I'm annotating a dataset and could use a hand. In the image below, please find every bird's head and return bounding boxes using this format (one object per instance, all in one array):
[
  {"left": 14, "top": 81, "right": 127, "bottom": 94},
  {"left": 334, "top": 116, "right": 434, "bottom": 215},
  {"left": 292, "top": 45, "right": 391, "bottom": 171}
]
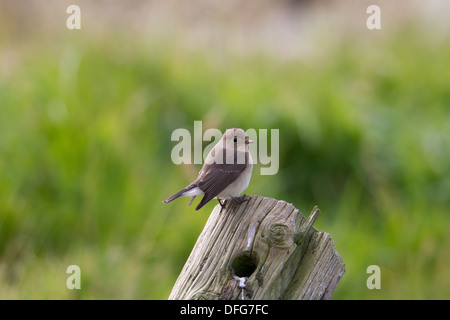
[{"left": 223, "top": 128, "right": 253, "bottom": 152}]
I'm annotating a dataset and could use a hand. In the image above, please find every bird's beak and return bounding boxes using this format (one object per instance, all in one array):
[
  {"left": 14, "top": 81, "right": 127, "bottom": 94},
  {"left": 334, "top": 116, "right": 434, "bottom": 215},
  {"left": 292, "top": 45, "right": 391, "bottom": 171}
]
[{"left": 245, "top": 137, "right": 254, "bottom": 145}]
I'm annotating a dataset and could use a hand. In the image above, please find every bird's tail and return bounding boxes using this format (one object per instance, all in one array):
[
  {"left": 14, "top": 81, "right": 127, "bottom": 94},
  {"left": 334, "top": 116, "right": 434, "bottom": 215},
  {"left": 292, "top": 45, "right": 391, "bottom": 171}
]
[{"left": 162, "top": 184, "right": 197, "bottom": 203}]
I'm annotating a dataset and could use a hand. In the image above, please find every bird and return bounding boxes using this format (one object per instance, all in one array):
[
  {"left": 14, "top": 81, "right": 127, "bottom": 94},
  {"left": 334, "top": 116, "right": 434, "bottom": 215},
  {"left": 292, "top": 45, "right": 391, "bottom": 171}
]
[{"left": 163, "top": 128, "right": 253, "bottom": 211}]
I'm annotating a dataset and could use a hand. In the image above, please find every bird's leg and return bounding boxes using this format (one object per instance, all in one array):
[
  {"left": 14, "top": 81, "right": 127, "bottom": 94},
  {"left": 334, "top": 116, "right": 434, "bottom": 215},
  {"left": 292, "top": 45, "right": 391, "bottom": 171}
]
[
  {"left": 240, "top": 194, "right": 250, "bottom": 203},
  {"left": 218, "top": 199, "right": 226, "bottom": 213},
  {"left": 230, "top": 194, "right": 250, "bottom": 205}
]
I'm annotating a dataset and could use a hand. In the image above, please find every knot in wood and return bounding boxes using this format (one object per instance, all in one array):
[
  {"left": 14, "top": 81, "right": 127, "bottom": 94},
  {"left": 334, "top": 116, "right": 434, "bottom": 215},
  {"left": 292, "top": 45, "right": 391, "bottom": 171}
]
[{"left": 267, "top": 223, "right": 293, "bottom": 248}]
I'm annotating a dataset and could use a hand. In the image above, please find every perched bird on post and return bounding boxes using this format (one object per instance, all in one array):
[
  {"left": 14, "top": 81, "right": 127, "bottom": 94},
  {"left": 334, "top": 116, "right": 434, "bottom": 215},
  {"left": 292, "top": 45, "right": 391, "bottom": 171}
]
[{"left": 163, "top": 128, "right": 253, "bottom": 211}]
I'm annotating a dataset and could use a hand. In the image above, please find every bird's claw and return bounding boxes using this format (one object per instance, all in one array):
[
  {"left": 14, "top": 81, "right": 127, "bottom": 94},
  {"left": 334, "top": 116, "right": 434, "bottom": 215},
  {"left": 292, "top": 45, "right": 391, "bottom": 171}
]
[{"left": 230, "top": 194, "right": 250, "bottom": 205}]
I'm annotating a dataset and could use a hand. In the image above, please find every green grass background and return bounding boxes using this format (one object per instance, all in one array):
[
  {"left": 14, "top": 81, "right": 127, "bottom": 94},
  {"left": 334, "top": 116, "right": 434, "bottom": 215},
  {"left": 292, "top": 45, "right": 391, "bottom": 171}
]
[{"left": 1, "top": 3, "right": 450, "bottom": 299}]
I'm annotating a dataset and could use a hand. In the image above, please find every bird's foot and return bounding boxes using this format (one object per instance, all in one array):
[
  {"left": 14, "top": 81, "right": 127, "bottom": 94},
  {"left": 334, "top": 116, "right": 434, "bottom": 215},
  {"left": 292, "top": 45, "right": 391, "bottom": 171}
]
[
  {"left": 218, "top": 195, "right": 250, "bottom": 214},
  {"left": 230, "top": 194, "right": 250, "bottom": 205}
]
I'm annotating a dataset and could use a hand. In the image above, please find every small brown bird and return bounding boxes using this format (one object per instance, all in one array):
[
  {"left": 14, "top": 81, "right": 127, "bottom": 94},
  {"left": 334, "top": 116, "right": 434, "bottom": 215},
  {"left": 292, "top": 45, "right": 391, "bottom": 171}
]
[{"left": 163, "top": 128, "right": 253, "bottom": 211}]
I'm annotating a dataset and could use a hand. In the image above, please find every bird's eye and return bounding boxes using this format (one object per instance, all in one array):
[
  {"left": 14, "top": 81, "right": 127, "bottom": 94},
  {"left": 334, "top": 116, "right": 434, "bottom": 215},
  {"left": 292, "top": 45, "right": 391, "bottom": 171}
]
[{"left": 233, "top": 137, "right": 237, "bottom": 143}]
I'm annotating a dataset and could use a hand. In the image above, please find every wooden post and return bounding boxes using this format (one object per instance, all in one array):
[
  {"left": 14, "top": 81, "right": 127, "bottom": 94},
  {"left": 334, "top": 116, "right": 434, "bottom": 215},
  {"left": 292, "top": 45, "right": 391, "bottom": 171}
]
[{"left": 169, "top": 196, "right": 345, "bottom": 300}]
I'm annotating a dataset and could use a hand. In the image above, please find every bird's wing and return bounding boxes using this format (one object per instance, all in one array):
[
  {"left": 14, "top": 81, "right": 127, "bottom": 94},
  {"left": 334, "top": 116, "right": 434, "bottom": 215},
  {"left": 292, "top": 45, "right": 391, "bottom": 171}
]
[{"left": 195, "top": 152, "right": 248, "bottom": 211}]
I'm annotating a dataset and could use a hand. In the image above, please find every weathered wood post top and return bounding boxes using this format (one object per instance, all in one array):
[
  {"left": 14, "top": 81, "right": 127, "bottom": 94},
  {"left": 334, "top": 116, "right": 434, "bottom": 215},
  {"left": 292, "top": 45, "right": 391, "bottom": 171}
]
[{"left": 169, "top": 196, "right": 345, "bottom": 300}]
